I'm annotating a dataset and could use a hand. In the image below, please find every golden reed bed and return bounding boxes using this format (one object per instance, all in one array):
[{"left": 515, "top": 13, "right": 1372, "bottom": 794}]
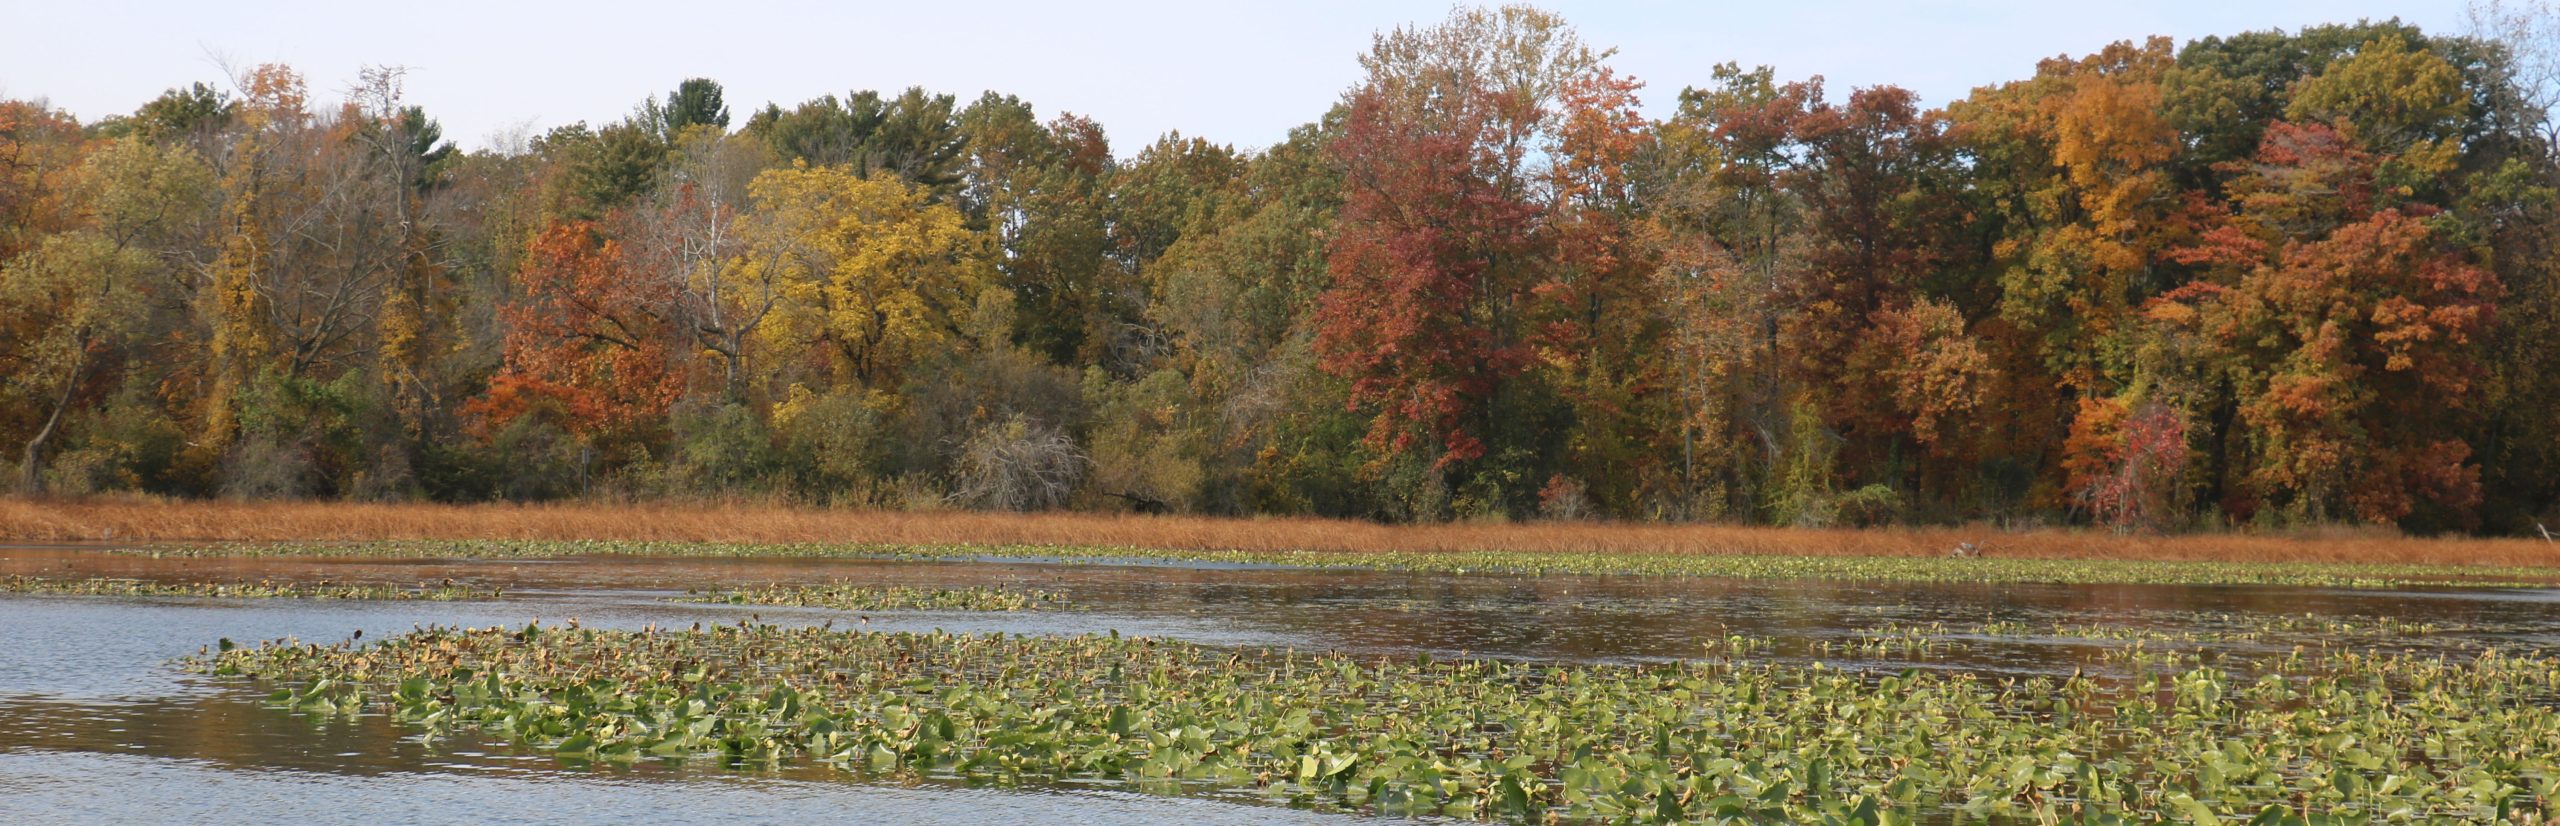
[{"left": 1, "top": 498, "right": 2555, "bottom": 568}]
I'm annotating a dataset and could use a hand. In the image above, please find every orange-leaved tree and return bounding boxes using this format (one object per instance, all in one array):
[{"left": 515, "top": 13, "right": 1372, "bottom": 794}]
[
  {"left": 470, "top": 221, "right": 683, "bottom": 440},
  {"left": 2157, "top": 122, "right": 2500, "bottom": 525}
]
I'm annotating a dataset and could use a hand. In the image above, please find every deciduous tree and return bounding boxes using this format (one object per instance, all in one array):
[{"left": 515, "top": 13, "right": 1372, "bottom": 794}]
[
  {"left": 471, "top": 221, "right": 682, "bottom": 438},
  {"left": 738, "top": 162, "right": 990, "bottom": 388}
]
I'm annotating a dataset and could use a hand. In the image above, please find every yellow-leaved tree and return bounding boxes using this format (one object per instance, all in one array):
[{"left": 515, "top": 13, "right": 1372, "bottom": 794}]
[
  {"left": 4, "top": 136, "right": 216, "bottom": 492},
  {"left": 735, "top": 162, "right": 992, "bottom": 389}
]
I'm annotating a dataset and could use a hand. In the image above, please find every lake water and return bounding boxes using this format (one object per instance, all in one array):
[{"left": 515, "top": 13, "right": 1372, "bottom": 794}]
[{"left": 3, "top": 545, "right": 2555, "bottom": 823}]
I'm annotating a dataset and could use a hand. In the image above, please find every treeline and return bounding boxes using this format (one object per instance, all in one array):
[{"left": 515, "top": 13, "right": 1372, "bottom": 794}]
[{"left": 4, "top": 6, "right": 2558, "bottom": 533}]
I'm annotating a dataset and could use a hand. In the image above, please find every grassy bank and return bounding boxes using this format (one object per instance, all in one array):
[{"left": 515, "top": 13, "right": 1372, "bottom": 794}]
[{"left": 6, "top": 498, "right": 2559, "bottom": 568}]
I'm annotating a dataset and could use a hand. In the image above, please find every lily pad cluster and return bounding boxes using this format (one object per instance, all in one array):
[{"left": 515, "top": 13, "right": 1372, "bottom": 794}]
[
  {"left": 670, "top": 583, "right": 1066, "bottom": 612},
  {"left": 203, "top": 624, "right": 2560, "bottom": 823},
  {"left": 1, "top": 575, "right": 497, "bottom": 601},
  {"left": 1836, "top": 613, "right": 2479, "bottom": 650}
]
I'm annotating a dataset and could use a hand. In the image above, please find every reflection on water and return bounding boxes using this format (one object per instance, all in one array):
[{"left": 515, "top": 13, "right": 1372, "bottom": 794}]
[
  {"left": 1, "top": 544, "right": 2555, "bottom": 822},
  {"left": 0, "top": 750, "right": 1373, "bottom": 826}
]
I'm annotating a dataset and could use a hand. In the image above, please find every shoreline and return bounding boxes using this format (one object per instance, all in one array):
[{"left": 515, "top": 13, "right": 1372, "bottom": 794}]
[{"left": 5, "top": 498, "right": 2557, "bottom": 569}]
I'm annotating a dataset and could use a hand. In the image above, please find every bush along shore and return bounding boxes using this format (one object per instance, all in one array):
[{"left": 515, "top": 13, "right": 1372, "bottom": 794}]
[
  {"left": 202, "top": 624, "right": 2560, "bottom": 824},
  {"left": 138, "top": 539, "right": 2560, "bottom": 589}
]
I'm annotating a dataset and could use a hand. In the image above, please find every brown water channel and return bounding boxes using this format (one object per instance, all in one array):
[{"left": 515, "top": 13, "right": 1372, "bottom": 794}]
[{"left": 2, "top": 545, "right": 2555, "bottom": 824}]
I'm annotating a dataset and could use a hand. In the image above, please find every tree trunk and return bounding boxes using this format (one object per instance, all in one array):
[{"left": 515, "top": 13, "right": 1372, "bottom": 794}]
[{"left": 19, "top": 346, "right": 86, "bottom": 495}]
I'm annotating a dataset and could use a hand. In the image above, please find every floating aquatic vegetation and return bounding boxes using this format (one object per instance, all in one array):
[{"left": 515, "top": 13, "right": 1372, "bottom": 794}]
[
  {"left": 1839, "top": 624, "right": 1945, "bottom": 656},
  {"left": 1960, "top": 613, "right": 2478, "bottom": 646},
  {"left": 0, "top": 575, "right": 498, "bottom": 601},
  {"left": 201, "top": 624, "right": 2560, "bottom": 824},
  {"left": 669, "top": 583, "right": 1066, "bottom": 612},
  {"left": 130, "top": 539, "right": 2560, "bottom": 589}
]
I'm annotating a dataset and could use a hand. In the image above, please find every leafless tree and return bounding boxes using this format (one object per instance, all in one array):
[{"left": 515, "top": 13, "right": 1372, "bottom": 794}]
[
  {"left": 626, "top": 130, "right": 776, "bottom": 400},
  {"left": 2471, "top": 0, "right": 2560, "bottom": 160},
  {"left": 950, "top": 414, "right": 1086, "bottom": 511}
]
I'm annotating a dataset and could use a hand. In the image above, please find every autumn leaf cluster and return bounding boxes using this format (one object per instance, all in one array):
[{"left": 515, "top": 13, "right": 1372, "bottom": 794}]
[{"left": 3, "top": 5, "right": 2557, "bottom": 534}]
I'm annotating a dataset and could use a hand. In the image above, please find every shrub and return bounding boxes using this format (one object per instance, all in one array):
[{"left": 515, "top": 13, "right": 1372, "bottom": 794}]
[
  {"left": 488, "top": 416, "right": 587, "bottom": 500},
  {"left": 41, "top": 379, "right": 184, "bottom": 495},
  {"left": 220, "top": 435, "right": 312, "bottom": 500},
  {"left": 2068, "top": 398, "right": 2190, "bottom": 533},
  {"left": 1082, "top": 369, "right": 1205, "bottom": 513},
  {"left": 226, "top": 369, "right": 384, "bottom": 499},
  {"left": 670, "top": 400, "right": 776, "bottom": 493},
  {"left": 772, "top": 385, "right": 887, "bottom": 502},
  {"left": 1537, "top": 474, "right": 1593, "bottom": 521},
  {"left": 1770, "top": 400, "right": 1843, "bottom": 528},
  {"left": 889, "top": 345, "right": 1082, "bottom": 482},
  {"left": 950, "top": 414, "right": 1086, "bottom": 512},
  {"left": 1834, "top": 484, "right": 1906, "bottom": 528}
]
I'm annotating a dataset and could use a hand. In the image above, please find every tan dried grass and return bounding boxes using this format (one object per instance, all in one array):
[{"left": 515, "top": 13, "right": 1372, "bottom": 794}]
[{"left": 1, "top": 497, "right": 2553, "bottom": 567}]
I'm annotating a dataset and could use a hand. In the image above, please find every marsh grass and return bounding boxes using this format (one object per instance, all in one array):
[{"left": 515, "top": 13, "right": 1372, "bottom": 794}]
[
  {"left": 8, "top": 498, "right": 2558, "bottom": 568},
  {"left": 119, "top": 538, "right": 2560, "bottom": 588}
]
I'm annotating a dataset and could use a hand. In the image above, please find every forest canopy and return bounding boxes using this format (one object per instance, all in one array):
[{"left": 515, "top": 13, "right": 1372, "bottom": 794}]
[{"left": 3, "top": 4, "right": 2557, "bottom": 535}]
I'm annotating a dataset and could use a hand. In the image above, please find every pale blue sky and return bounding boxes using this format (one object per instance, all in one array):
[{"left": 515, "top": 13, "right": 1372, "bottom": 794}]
[{"left": 0, "top": 1, "right": 2471, "bottom": 154}]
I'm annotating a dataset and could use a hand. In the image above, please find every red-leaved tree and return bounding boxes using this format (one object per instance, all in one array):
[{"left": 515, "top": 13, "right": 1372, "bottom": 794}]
[
  {"left": 468, "top": 221, "right": 683, "bottom": 440},
  {"left": 1315, "top": 5, "right": 1645, "bottom": 483}
]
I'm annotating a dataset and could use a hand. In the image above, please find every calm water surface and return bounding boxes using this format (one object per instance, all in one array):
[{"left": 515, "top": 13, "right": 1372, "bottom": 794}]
[{"left": 2, "top": 545, "right": 2554, "bottom": 823}]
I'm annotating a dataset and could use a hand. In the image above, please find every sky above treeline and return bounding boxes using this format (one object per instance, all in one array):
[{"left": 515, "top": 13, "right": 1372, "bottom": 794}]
[{"left": 0, "top": 0, "right": 2472, "bottom": 155}]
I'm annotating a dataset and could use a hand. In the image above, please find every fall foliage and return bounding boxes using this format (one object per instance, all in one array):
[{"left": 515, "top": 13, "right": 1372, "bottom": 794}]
[{"left": 3, "top": 5, "right": 2557, "bottom": 536}]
